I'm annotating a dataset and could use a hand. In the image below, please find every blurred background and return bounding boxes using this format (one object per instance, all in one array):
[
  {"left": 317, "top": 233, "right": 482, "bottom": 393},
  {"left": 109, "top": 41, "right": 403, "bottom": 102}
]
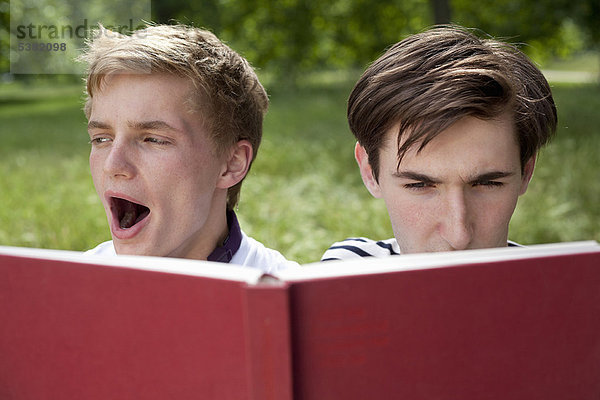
[{"left": 0, "top": 0, "right": 599, "bottom": 263}]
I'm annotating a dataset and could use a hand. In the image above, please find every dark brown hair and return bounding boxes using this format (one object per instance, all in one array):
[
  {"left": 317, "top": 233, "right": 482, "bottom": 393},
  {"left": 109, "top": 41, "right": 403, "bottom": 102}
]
[
  {"left": 81, "top": 24, "right": 268, "bottom": 209},
  {"left": 348, "top": 25, "right": 557, "bottom": 179}
]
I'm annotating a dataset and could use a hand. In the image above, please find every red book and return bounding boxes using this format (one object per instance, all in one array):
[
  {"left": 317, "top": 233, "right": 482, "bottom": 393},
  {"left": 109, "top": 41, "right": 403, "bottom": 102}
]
[{"left": 1, "top": 241, "right": 599, "bottom": 399}]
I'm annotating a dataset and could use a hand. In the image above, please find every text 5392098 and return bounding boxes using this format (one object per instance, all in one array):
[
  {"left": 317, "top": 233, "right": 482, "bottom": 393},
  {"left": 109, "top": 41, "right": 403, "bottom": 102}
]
[{"left": 17, "top": 42, "right": 67, "bottom": 52}]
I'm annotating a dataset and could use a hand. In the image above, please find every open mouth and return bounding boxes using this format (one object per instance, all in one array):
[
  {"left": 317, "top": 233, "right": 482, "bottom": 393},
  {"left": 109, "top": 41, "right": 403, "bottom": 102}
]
[{"left": 111, "top": 197, "right": 150, "bottom": 229}]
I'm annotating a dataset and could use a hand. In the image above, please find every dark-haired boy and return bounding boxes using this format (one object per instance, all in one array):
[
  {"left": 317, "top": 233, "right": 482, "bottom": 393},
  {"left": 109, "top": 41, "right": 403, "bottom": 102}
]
[{"left": 323, "top": 26, "right": 556, "bottom": 260}]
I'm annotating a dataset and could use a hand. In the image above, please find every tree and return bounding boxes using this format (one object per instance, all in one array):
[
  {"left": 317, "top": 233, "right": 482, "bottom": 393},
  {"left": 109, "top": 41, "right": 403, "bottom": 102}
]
[
  {"left": 1, "top": 0, "right": 10, "bottom": 75},
  {"left": 4, "top": 0, "right": 597, "bottom": 80},
  {"left": 150, "top": 0, "right": 431, "bottom": 82},
  {"left": 570, "top": 0, "right": 600, "bottom": 72},
  {"left": 451, "top": 0, "right": 589, "bottom": 60},
  {"left": 430, "top": 0, "right": 451, "bottom": 24}
]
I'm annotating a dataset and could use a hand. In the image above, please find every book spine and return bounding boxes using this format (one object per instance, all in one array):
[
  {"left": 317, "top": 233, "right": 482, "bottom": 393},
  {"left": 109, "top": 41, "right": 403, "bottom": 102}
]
[{"left": 242, "top": 280, "right": 293, "bottom": 400}]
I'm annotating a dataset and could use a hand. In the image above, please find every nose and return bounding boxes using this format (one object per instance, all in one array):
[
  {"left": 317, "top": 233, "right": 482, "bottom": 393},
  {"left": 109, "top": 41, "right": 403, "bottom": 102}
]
[
  {"left": 103, "top": 140, "right": 136, "bottom": 179},
  {"left": 439, "top": 189, "right": 473, "bottom": 250}
]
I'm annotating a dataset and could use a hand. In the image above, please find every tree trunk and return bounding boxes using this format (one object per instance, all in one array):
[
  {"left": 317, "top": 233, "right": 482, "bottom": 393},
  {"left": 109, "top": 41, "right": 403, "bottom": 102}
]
[{"left": 430, "top": 0, "right": 452, "bottom": 25}]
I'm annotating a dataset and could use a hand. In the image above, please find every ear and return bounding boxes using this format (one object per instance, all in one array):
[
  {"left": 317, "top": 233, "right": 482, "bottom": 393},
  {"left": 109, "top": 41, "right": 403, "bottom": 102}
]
[
  {"left": 518, "top": 155, "right": 536, "bottom": 195},
  {"left": 216, "top": 140, "right": 253, "bottom": 189},
  {"left": 355, "top": 142, "right": 382, "bottom": 198}
]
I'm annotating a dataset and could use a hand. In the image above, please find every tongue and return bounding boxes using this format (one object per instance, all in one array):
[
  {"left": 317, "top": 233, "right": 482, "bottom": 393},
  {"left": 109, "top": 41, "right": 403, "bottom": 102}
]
[{"left": 119, "top": 202, "right": 137, "bottom": 229}]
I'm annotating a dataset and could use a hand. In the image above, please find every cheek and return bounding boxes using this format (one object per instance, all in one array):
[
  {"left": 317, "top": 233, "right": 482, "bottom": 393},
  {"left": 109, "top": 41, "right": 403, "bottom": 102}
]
[
  {"left": 382, "top": 192, "right": 432, "bottom": 233},
  {"left": 169, "top": 148, "right": 220, "bottom": 180},
  {"left": 89, "top": 149, "right": 99, "bottom": 171},
  {"left": 146, "top": 152, "right": 202, "bottom": 192},
  {"left": 472, "top": 192, "right": 519, "bottom": 229},
  {"left": 89, "top": 152, "right": 104, "bottom": 187},
  {"left": 162, "top": 155, "right": 222, "bottom": 202}
]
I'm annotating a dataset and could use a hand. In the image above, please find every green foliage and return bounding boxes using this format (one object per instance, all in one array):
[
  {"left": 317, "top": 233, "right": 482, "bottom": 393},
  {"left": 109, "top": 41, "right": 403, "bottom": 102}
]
[
  {"left": 153, "top": 0, "right": 431, "bottom": 80},
  {"left": 510, "top": 83, "right": 600, "bottom": 244},
  {"left": 0, "top": 74, "right": 598, "bottom": 264},
  {"left": 0, "top": 82, "right": 109, "bottom": 249},
  {"left": 570, "top": 0, "right": 600, "bottom": 48},
  {"left": 1, "top": 0, "right": 149, "bottom": 76},
  {"left": 0, "top": 0, "right": 9, "bottom": 74},
  {"left": 451, "top": 0, "right": 584, "bottom": 60},
  {"left": 148, "top": 0, "right": 600, "bottom": 79},
  {"left": 2, "top": 0, "right": 599, "bottom": 78},
  {"left": 448, "top": 0, "right": 600, "bottom": 65}
]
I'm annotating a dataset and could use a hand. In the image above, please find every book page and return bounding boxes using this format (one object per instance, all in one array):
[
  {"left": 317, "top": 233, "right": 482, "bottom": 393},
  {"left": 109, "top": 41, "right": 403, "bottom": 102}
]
[
  {"left": 0, "top": 245, "right": 265, "bottom": 284},
  {"left": 278, "top": 241, "right": 600, "bottom": 282}
]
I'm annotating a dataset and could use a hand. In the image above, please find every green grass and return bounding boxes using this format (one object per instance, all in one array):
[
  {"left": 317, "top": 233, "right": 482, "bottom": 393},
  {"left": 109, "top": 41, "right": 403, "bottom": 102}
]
[
  {"left": 540, "top": 52, "right": 599, "bottom": 73},
  {"left": 0, "top": 82, "right": 108, "bottom": 250},
  {"left": 509, "top": 83, "right": 600, "bottom": 244},
  {"left": 0, "top": 76, "right": 599, "bottom": 264}
]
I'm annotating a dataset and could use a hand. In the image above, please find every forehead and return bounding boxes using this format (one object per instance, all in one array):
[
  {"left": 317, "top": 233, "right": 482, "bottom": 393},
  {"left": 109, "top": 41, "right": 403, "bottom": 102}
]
[
  {"left": 92, "top": 73, "right": 193, "bottom": 110},
  {"left": 90, "top": 74, "right": 208, "bottom": 135},
  {"left": 385, "top": 113, "right": 520, "bottom": 173}
]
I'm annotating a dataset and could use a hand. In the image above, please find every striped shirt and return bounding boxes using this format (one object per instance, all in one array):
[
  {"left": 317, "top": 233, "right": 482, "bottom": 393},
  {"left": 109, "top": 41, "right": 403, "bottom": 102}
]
[
  {"left": 321, "top": 237, "right": 401, "bottom": 261},
  {"left": 321, "top": 237, "right": 520, "bottom": 261}
]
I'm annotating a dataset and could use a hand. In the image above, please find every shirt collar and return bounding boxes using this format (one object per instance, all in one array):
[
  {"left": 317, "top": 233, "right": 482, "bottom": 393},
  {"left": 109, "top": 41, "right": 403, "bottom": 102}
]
[{"left": 207, "top": 210, "right": 242, "bottom": 263}]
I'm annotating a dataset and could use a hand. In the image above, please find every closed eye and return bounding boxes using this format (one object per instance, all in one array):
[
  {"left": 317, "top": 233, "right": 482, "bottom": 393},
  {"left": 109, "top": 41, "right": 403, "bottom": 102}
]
[
  {"left": 473, "top": 181, "right": 504, "bottom": 188},
  {"left": 404, "top": 182, "right": 436, "bottom": 191},
  {"left": 144, "top": 136, "right": 171, "bottom": 145},
  {"left": 395, "top": 171, "right": 439, "bottom": 192},
  {"left": 469, "top": 171, "right": 514, "bottom": 188}
]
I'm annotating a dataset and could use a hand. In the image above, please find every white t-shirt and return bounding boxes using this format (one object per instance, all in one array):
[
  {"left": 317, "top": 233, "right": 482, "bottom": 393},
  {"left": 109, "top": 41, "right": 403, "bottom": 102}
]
[{"left": 87, "top": 231, "right": 298, "bottom": 273}]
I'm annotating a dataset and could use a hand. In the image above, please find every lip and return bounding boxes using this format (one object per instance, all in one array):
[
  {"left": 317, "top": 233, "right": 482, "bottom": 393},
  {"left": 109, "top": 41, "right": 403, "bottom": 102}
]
[{"left": 104, "top": 190, "right": 151, "bottom": 241}]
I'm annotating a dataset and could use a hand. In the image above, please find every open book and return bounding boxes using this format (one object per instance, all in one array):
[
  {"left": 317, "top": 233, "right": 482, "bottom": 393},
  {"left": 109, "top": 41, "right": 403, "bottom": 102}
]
[{"left": 1, "top": 241, "right": 599, "bottom": 399}]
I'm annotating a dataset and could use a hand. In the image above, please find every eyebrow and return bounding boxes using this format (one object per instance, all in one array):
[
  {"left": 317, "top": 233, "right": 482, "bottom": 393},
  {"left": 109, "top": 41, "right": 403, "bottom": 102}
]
[
  {"left": 87, "top": 120, "right": 110, "bottom": 130},
  {"left": 467, "top": 171, "right": 516, "bottom": 184},
  {"left": 393, "top": 171, "right": 441, "bottom": 184},
  {"left": 393, "top": 170, "right": 516, "bottom": 184},
  {"left": 128, "top": 120, "right": 183, "bottom": 133},
  {"left": 87, "top": 120, "right": 184, "bottom": 133}
]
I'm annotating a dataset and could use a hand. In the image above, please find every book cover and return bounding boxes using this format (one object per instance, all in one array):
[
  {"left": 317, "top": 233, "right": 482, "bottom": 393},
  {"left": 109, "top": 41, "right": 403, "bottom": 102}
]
[{"left": 1, "top": 241, "right": 599, "bottom": 399}]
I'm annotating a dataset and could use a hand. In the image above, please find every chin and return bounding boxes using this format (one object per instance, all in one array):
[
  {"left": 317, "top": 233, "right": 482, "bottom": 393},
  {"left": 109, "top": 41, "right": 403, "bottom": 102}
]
[{"left": 113, "top": 242, "right": 151, "bottom": 257}]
